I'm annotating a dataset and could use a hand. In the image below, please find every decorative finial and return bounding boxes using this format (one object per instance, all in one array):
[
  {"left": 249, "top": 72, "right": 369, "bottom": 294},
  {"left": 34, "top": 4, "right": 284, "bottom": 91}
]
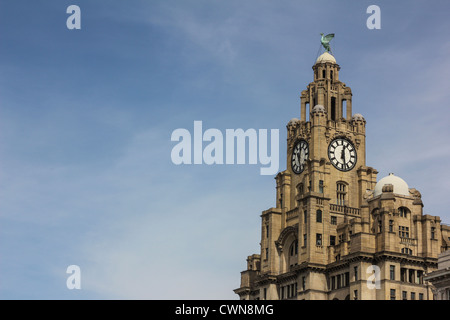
[{"left": 320, "top": 33, "right": 335, "bottom": 53}]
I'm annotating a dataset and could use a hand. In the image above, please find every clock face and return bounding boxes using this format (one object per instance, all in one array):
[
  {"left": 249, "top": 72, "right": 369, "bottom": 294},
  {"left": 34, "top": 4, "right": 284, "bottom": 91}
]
[
  {"left": 291, "top": 140, "right": 309, "bottom": 174},
  {"left": 328, "top": 138, "right": 357, "bottom": 171}
]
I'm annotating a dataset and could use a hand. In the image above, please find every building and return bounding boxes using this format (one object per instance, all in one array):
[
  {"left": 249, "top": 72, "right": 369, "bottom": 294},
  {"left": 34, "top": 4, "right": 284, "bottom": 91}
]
[
  {"left": 424, "top": 250, "right": 450, "bottom": 300},
  {"left": 234, "top": 51, "right": 450, "bottom": 300}
]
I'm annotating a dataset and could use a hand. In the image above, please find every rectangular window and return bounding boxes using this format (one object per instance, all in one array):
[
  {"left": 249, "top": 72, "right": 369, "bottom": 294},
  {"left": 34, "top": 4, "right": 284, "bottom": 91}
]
[
  {"left": 390, "top": 289, "right": 396, "bottom": 300},
  {"left": 331, "top": 276, "right": 335, "bottom": 290},
  {"left": 401, "top": 268, "right": 407, "bottom": 282},
  {"left": 419, "top": 293, "right": 424, "bottom": 300},
  {"left": 316, "top": 210, "right": 322, "bottom": 223},
  {"left": 319, "top": 180, "right": 324, "bottom": 193},
  {"left": 331, "top": 216, "right": 337, "bottom": 225},
  {"left": 337, "top": 274, "right": 341, "bottom": 289},
  {"left": 281, "top": 286, "right": 285, "bottom": 299},
  {"left": 411, "top": 292, "right": 416, "bottom": 300},
  {"left": 345, "top": 272, "right": 350, "bottom": 287},
  {"left": 330, "top": 235, "right": 336, "bottom": 246},
  {"left": 304, "top": 211, "right": 307, "bottom": 223},
  {"left": 354, "top": 290, "right": 358, "bottom": 300},
  {"left": 390, "top": 265, "right": 395, "bottom": 280},
  {"left": 409, "top": 269, "right": 415, "bottom": 283},
  {"left": 417, "top": 270, "right": 423, "bottom": 284},
  {"left": 266, "top": 225, "right": 269, "bottom": 238},
  {"left": 389, "top": 220, "right": 393, "bottom": 232},
  {"left": 402, "top": 291, "right": 407, "bottom": 300},
  {"left": 431, "top": 227, "right": 436, "bottom": 240},
  {"left": 354, "top": 266, "right": 358, "bottom": 281},
  {"left": 302, "top": 276, "right": 306, "bottom": 290},
  {"left": 265, "top": 248, "right": 269, "bottom": 260},
  {"left": 264, "top": 288, "right": 267, "bottom": 300},
  {"left": 316, "top": 233, "right": 322, "bottom": 246}
]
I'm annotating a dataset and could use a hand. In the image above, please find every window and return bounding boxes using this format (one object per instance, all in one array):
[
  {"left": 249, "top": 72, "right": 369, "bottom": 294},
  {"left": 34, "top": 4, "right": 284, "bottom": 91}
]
[
  {"left": 409, "top": 269, "right": 415, "bottom": 283},
  {"left": 304, "top": 210, "right": 307, "bottom": 223},
  {"left": 401, "top": 268, "right": 407, "bottom": 282},
  {"left": 316, "top": 210, "right": 322, "bottom": 223},
  {"left": 401, "top": 248, "right": 412, "bottom": 255},
  {"left": 390, "top": 289, "right": 396, "bottom": 300},
  {"left": 399, "top": 207, "right": 408, "bottom": 218},
  {"left": 281, "top": 286, "right": 285, "bottom": 299},
  {"left": 399, "top": 226, "right": 409, "bottom": 238},
  {"left": 390, "top": 265, "right": 395, "bottom": 280},
  {"left": 345, "top": 272, "right": 350, "bottom": 287},
  {"left": 319, "top": 180, "right": 324, "bottom": 193},
  {"left": 354, "top": 266, "right": 358, "bottom": 281},
  {"left": 302, "top": 276, "right": 306, "bottom": 290},
  {"left": 417, "top": 270, "right": 423, "bottom": 284},
  {"left": 354, "top": 290, "right": 358, "bottom": 300},
  {"left": 402, "top": 291, "right": 407, "bottom": 300},
  {"left": 279, "top": 193, "right": 283, "bottom": 208},
  {"left": 304, "top": 234, "right": 307, "bottom": 247},
  {"left": 389, "top": 220, "right": 394, "bottom": 232},
  {"left": 337, "top": 274, "right": 341, "bottom": 289},
  {"left": 331, "top": 97, "right": 336, "bottom": 121},
  {"left": 419, "top": 293, "right": 424, "bottom": 300},
  {"left": 337, "top": 182, "right": 346, "bottom": 205},
  {"left": 378, "top": 219, "right": 382, "bottom": 233},
  {"left": 411, "top": 292, "right": 416, "bottom": 300},
  {"left": 316, "top": 233, "right": 322, "bottom": 246},
  {"left": 290, "top": 240, "right": 298, "bottom": 256},
  {"left": 308, "top": 180, "right": 312, "bottom": 192},
  {"left": 322, "top": 69, "right": 326, "bottom": 78},
  {"left": 330, "top": 70, "right": 334, "bottom": 80},
  {"left": 264, "top": 288, "right": 267, "bottom": 300},
  {"left": 331, "top": 216, "right": 337, "bottom": 225},
  {"left": 298, "top": 183, "right": 304, "bottom": 195},
  {"left": 331, "top": 276, "right": 335, "bottom": 290},
  {"left": 266, "top": 225, "right": 269, "bottom": 238},
  {"left": 431, "top": 227, "right": 436, "bottom": 240},
  {"left": 338, "top": 234, "right": 343, "bottom": 244},
  {"left": 330, "top": 235, "right": 336, "bottom": 246}
]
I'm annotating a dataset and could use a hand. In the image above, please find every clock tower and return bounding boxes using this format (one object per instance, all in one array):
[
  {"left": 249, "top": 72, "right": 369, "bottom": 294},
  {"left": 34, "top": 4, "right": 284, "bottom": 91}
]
[{"left": 234, "top": 48, "right": 450, "bottom": 300}]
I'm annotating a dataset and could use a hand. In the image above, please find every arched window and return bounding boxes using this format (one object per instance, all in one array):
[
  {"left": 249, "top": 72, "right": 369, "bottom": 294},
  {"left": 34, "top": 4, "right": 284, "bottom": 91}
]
[
  {"left": 398, "top": 207, "right": 409, "bottom": 218},
  {"left": 331, "top": 97, "right": 336, "bottom": 121},
  {"left": 290, "top": 240, "right": 298, "bottom": 256}
]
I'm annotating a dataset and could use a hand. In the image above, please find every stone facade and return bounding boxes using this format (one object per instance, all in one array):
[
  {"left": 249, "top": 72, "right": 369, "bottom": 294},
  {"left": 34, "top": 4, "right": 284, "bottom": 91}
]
[
  {"left": 424, "top": 250, "right": 450, "bottom": 300},
  {"left": 234, "top": 51, "right": 450, "bottom": 300}
]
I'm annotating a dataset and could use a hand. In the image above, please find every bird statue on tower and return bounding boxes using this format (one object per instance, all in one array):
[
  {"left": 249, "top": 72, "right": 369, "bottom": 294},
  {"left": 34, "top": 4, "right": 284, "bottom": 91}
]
[{"left": 320, "top": 33, "right": 335, "bottom": 53}]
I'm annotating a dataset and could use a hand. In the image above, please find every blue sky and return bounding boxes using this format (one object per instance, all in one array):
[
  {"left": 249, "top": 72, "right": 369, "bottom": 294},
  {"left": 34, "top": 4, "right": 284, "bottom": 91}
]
[{"left": 1, "top": 0, "right": 450, "bottom": 299}]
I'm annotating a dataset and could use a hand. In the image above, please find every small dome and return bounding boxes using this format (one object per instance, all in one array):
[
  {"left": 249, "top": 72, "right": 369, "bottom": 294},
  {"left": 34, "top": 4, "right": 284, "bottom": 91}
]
[
  {"left": 352, "top": 113, "right": 365, "bottom": 121},
  {"left": 373, "top": 173, "right": 409, "bottom": 197},
  {"left": 315, "top": 52, "right": 336, "bottom": 64},
  {"left": 287, "top": 118, "right": 300, "bottom": 126},
  {"left": 312, "top": 104, "right": 326, "bottom": 113}
]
